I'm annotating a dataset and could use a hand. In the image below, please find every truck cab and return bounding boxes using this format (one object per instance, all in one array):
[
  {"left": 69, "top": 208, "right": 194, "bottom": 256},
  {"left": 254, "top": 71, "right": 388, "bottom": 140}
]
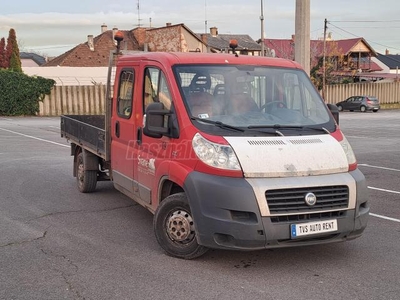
[{"left": 63, "top": 50, "right": 369, "bottom": 259}]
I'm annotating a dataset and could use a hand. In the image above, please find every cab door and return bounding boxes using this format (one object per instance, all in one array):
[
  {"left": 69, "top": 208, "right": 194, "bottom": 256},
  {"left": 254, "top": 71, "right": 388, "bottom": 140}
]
[
  {"left": 134, "top": 64, "right": 176, "bottom": 209},
  {"left": 111, "top": 66, "right": 140, "bottom": 199}
]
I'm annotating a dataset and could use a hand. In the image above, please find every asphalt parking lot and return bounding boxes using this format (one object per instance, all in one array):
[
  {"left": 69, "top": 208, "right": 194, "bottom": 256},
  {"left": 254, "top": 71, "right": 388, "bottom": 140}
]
[{"left": 0, "top": 110, "right": 399, "bottom": 300}]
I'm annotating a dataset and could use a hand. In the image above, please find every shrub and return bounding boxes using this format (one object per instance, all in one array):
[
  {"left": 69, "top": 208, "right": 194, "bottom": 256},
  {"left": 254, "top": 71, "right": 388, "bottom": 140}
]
[{"left": 0, "top": 70, "right": 55, "bottom": 115}]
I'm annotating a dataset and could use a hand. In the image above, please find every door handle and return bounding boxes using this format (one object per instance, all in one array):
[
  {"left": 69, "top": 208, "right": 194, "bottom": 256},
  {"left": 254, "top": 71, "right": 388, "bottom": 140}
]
[
  {"left": 137, "top": 127, "right": 142, "bottom": 145},
  {"left": 115, "top": 121, "right": 120, "bottom": 138}
]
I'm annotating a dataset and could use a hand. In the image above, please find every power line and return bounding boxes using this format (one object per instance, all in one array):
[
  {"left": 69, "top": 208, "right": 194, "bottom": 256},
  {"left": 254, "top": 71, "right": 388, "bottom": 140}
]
[
  {"left": 327, "top": 22, "right": 400, "bottom": 52},
  {"left": 334, "top": 26, "right": 400, "bottom": 29},
  {"left": 329, "top": 20, "right": 400, "bottom": 23}
]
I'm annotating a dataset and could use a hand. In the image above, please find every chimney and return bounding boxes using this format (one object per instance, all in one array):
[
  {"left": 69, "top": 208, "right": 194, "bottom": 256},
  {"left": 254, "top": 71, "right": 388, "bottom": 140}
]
[
  {"left": 101, "top": 24, "right": 107, "bottom": 33},
  {"left": 200, "top": 34, "right": 208, "bottom": 44},
  {"left": 385, "top": 49, "right": 389, "bottom": 55},
  {"left": 87, "top": 35, "right": 94, "bottom": 51},
  {"left": 210, "top": 27, "right": 218, "bottom": 37},
  {"left": 112, "top": 27, "right": 118, "bottom": 45},
  {"left": 133, "top": 27, "right": 146, "bottom": 49},
  {"left": 166, "top": 22, "right": 172, "bottom": 27}
]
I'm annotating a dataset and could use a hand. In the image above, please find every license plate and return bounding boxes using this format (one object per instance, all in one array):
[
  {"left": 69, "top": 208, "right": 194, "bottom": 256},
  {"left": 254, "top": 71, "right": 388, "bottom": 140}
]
[{"left": 290, "top": 219, "right": 338, "bottom": 238}]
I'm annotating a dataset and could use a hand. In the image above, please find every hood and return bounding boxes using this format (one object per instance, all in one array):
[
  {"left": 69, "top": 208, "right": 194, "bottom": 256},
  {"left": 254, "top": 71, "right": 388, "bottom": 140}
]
[{"left": 224, "top": 135, "right": 348, "bottom": 178}]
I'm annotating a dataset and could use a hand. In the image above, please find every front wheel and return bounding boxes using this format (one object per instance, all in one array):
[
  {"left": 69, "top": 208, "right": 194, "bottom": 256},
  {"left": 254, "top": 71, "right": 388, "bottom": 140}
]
[
  {"left": 337, "top": 105, "right": 343, "bottom": 112},
  {"left": 76, "top": 152, "right": 97, "bottom": 193},
  {"left": 360, "top": 105, "right": 367, "bottom": 112},
  {"left": 153, "top": 193, "right": 208, "bottom": 259}
]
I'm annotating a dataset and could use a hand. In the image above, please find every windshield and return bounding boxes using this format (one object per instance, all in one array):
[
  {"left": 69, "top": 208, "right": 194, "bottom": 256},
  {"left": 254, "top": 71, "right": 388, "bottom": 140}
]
[{"left": 174, "top": 64, "right": 335, "bottom": 135}]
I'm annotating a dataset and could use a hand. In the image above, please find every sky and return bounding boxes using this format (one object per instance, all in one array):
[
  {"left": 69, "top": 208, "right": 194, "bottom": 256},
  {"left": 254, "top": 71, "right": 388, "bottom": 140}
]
[{"left": 0, "top": 0, "right": 399, "bottom": 57}]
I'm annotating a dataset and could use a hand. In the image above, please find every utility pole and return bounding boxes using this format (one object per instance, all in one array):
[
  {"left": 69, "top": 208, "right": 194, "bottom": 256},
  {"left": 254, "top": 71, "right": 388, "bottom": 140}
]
[
  {"left": 204, "top": 0, "right": 208, "bottom": 34},
  {"left": 322, "top": 18, "right": 327, "bottom": 100},
  {"left": 294, "top": 0, "right": 310, "bottom": 75},
  {"left": 260, "top": 0, "right": 265, "bottom": 56},
  {"left": 137, "top": 0, "right": 142, "bottom": 27}
]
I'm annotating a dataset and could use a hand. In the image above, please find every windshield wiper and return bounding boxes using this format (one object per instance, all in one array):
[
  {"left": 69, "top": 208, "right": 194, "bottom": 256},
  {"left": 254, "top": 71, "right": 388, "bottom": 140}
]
[
  {"left": 303, "top": 126, "right": 330, "bottom": 134},
  {"left": 191, "top": 117, "right": 245, "bottom": 132},
  {"left": 191, "top": 118, "right": 299, "bottom": 136},
  {"left": 248, "top": 124, "right": 330, "bottom": 134}
]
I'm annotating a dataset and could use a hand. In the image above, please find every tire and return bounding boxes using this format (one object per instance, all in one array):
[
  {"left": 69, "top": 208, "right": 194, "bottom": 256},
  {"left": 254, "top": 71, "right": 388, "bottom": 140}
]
[
  {"left": 76, "top": 152, "right": 97, "bottom": 193},
  {"left": 153, "top": 193, "right": 208, "bottom": 259},
  {"left": 360, "top": 105, "right": 367, "bottom": 112},
  {"left": 337, "top": 105, "right": 343, "bottom": 112},
  {"left": 373, "top": 109, "right": 378, "bottom": 113}
]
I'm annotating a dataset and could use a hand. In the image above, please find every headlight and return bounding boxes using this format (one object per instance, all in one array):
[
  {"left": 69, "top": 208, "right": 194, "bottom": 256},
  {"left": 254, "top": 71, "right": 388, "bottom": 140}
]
[
  {"left": 339, "top": 134, "right": 357, "bottom": 166},
  {"left": 192, "top": 133, "right": 241, "bottom": 170}
]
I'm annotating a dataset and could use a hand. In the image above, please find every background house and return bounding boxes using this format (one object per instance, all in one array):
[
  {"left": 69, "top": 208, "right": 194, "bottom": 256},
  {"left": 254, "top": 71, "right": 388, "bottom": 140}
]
[
  {"left": 373, "top": 51, "right": 400, "bottom": 75},
  {"left": 136, "top": 23, "right": 207, "bottom": 53},
  {"left": 24, "top": 25, "right": 140, "bottom": 85},
  {"left": 200, "top": 27, "right": 261, "bottom": 55},
  {"left": 264, "top": 36, "right": 380, "bottom": 73},
  {"left": 43, "top": 25, "right": 140, "bottom": 67}
]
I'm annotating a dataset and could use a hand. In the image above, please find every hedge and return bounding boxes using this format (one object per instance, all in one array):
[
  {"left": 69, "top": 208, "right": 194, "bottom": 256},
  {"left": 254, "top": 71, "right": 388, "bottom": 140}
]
[{"left": 0, "top": 69, "right": 55, "bottom": 116}]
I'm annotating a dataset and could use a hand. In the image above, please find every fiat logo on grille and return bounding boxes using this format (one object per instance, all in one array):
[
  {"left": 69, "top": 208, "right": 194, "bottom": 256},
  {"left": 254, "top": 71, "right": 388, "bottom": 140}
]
[{"left": 305, "top": 192, "right": 317, "bottom": 206}]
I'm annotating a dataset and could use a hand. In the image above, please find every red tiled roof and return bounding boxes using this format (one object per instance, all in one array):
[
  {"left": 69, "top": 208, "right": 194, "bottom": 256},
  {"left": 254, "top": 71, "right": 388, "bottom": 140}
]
[
  {"left": 265, "top": 37, "right": 376, "bottom": 59},
  {"left": 264, "top": 39, "right": 295, "bottom": 59},
  {"left": 43, "top": 30, "right": 140, "bottom": 67}
]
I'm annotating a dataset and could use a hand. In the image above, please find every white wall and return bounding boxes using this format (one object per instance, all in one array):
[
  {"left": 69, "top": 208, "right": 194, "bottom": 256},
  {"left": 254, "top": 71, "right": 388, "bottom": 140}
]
[
  {"left": 21, "top": 59, "right": 40, "bottom": 67},
  {"left": 371, "top": 57, "right": 390, "bottom": 73},
  {"left": 22, "top": 67, "right": 108, "bottom": 86}
]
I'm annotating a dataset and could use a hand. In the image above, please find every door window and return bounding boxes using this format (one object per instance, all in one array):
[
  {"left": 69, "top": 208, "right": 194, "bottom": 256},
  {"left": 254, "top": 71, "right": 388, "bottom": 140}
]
[
  {"left": 117, "top": 69, "right": 134, "bottom": 118},
  {"left": 143, "top": 67, "right": 172, "bottom": 112}
]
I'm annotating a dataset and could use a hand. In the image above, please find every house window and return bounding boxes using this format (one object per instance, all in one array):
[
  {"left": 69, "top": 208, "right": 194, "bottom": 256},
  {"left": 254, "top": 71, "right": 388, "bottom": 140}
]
[{"left": 117, "top": 69, "right": 134, "bottom": 118}]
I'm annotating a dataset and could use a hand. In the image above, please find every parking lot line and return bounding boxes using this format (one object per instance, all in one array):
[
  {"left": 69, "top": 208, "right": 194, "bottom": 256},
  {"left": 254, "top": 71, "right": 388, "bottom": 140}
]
[
  {"left": 0, "top": 128, "right": 69, "bottom": 148},
  {"left": 359, "top": 164, "right": 400, "bottom": 172},
  {"left": 368, "top": 186, "right": 400, "bottom": 195},
  {"left": 370, "top": 213, "right": 400, "bottom": 223}
]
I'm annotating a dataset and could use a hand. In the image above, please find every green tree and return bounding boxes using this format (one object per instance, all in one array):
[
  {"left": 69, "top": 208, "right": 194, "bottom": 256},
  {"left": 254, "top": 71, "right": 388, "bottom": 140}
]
[
  {"left": 310, "top": 41, "right": 347, "bottom": 91},
  {"left": 6, "top": 28, "right": 22, "bottom": 72},
  {"left": 0, "top": 38, "right": 6, "bottom": 68}
]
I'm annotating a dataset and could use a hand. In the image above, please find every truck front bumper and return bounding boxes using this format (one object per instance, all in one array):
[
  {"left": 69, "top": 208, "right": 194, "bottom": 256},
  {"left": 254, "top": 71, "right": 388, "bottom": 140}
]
[{"left": 183, "top": 169, "right": 369, "bottom": 250}]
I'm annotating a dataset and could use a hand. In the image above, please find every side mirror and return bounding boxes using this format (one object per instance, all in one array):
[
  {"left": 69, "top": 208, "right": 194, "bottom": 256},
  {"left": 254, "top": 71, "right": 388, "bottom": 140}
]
[
  {"left": 327, "top": 103, "right": 339, "bottom": 125},
  {"left": 143, "top": 102, "right": 169, "bottom": 138}
]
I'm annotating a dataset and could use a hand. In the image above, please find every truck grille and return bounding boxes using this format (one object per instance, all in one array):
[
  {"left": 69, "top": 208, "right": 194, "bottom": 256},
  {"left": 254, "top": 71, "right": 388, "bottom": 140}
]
[{"left": 266, "top": 185, "right": 349, "bottom": 214}]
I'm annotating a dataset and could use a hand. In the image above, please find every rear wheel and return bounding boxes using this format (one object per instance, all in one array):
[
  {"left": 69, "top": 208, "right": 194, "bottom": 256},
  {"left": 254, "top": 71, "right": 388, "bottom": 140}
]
[
  {"left": 337, "top": 105, "right": 343, "bottom": 112},
  {"left": 76, "top": 152, "right": 97, "bottom": 193},
  {"left": 373, "top": 109, "right": 378, "bottom": 113},
  {"left": 360, "top": 105, "right": 367, "bottom": 112},
  {"left": 154, "top": 193, "right": 208, "bottom": 259}
]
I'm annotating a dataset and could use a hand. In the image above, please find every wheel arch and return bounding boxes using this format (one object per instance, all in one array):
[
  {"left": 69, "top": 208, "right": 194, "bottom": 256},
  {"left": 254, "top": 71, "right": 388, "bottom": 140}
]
[{"left": 158, "top": 177, "right": 185, "bottom": 204}]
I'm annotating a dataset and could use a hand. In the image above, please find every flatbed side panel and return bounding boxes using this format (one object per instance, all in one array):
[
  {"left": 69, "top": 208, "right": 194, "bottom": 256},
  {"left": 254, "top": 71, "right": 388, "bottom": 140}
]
[{"left": 61, "top": 115, "right": 106, "bottom": 159}]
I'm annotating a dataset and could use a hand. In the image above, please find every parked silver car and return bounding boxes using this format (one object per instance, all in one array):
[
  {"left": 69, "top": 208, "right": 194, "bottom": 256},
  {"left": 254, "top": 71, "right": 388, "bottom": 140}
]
[{"left": 336, "top": 96, "right": 380, "bottom": 112}]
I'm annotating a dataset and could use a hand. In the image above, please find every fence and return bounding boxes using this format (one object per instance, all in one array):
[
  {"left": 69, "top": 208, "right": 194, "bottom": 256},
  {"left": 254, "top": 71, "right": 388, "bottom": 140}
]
[
  {"left": 39, "top": 85, "right": 106, "bottom": 116},
  {"left": 38, "top": 81, "right": 400, "bottom": 116},
  {"left": 324, "top": 81, "right": 400, "bottom": 105}
]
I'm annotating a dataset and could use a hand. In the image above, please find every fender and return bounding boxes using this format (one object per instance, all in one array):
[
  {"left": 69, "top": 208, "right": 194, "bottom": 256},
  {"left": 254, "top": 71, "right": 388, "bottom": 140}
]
[
  {"left": 83, "top": 149, "right": 99, "bottom": 171},
  {"left": 151, "top": 160, "right": 193, "bottom": 205}
]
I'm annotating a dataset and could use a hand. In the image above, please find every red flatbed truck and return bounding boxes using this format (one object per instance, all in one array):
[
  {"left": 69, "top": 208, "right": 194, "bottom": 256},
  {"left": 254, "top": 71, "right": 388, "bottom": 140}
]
[{"left": 61, "top": 36, "right": 369, "bottom": 259}]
